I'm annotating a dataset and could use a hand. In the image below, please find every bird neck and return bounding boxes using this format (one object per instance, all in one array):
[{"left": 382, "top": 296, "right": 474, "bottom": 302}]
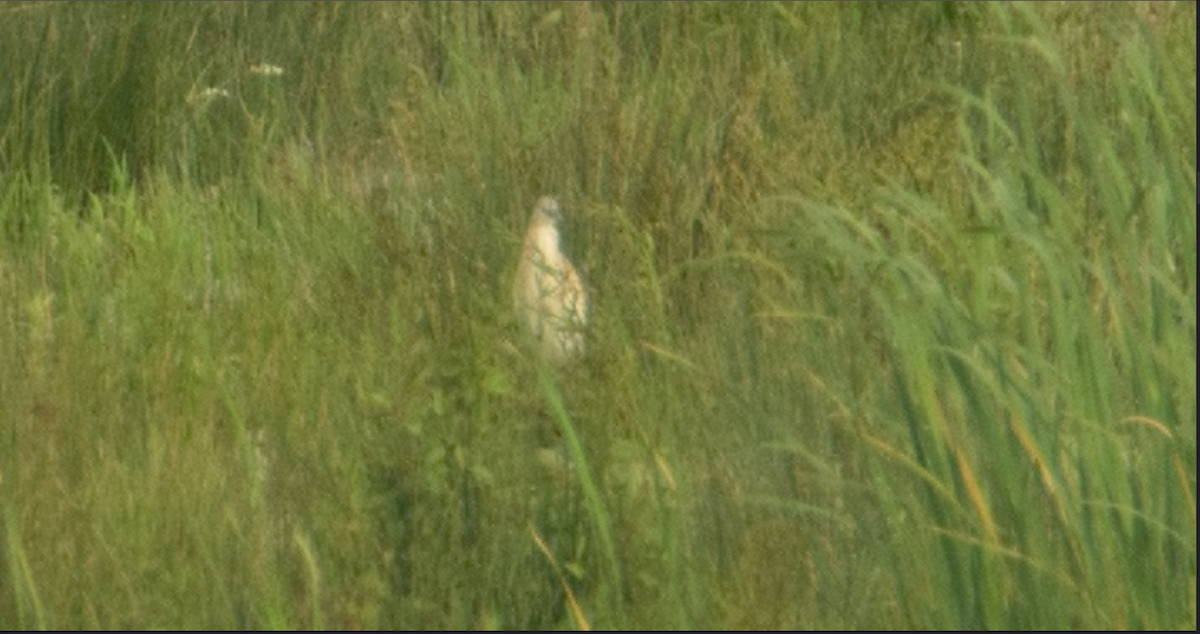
[{"left": 534, "top": 224, "right": 562, "bottom": 259}]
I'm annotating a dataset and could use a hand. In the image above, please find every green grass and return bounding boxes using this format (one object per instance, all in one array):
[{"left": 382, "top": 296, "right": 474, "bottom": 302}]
[{"left": 1, "top": 1, "right": 1194, "bottom": 628}]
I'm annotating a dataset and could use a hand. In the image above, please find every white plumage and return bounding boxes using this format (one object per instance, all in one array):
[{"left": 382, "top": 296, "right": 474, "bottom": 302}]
[{"left": 513, "top": 196, "right": 589, "bottom": 362}]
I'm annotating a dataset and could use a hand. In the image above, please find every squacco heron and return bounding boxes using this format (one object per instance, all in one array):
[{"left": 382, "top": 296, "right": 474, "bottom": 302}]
[{"left": 513, "top": 196, "right": 589, "bottom": 362}]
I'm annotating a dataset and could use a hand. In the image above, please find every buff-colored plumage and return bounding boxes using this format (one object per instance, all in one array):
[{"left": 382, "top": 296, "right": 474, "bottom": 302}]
[{"left": 513, "top": 197, "right": 589, "bottom": 362}]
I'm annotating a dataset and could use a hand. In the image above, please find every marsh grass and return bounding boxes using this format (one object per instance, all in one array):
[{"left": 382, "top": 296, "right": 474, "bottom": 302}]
[{"left": 0, "top": 1, "right": 1194, "bottom": 629}]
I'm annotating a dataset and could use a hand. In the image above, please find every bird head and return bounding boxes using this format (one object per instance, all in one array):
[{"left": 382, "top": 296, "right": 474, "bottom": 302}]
[{"left": 531, "top": 196, "right": 564, "bottom": 227}]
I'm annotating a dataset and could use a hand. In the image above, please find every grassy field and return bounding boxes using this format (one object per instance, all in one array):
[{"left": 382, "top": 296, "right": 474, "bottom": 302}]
[{"left": 0, "top": 1, "right": 1194, "bottom": 629}]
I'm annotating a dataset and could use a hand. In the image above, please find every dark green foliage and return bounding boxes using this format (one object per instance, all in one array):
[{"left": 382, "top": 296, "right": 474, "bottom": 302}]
[{"left": 0, "top": 1, "right": 1193, "bottom": 629}]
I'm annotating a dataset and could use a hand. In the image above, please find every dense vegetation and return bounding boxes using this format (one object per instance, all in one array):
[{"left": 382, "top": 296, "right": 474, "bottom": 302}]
[{"left": 1, "top": 1, "right": 1194, "bottom": 628}]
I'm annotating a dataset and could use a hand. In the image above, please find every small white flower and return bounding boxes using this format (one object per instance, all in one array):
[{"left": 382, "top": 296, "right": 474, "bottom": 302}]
[
  {"left": 187, "top": 86, "right": 230, "bottom": 106},
  {"left": 248, "top": 63, "right": 285, "bottom": 77}
]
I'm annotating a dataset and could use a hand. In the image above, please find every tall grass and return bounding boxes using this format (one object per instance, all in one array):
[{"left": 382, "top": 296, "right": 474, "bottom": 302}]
[{"left": 1, "top": 1, "right": 1194, "bottom": 628}]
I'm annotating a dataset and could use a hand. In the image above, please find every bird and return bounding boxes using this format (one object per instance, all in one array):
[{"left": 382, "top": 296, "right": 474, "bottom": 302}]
[{"left": 513, "top": 196, "right": 589, "bottom": 362}]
